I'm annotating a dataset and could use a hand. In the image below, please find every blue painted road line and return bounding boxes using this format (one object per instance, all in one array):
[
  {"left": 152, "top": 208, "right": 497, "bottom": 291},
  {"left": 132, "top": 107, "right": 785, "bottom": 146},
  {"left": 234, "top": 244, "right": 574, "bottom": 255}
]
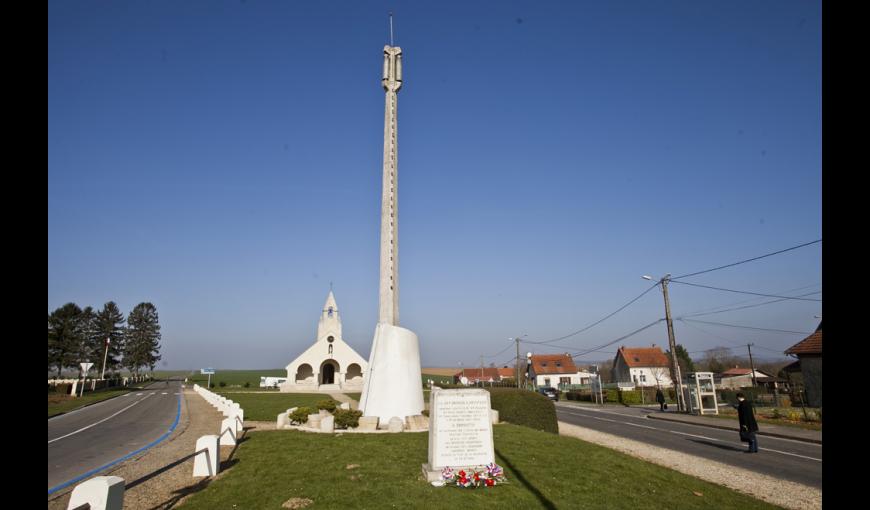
[{"left": 48, "top": 393, "right": 182, "bottom": 496}]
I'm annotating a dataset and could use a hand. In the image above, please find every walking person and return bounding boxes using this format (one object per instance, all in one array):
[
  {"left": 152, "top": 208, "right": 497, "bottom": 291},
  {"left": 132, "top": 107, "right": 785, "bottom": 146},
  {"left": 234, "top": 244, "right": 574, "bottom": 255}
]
[
  {"left": 655, "top": 387, "right": 666, "bottom": 411},
  {"left": 735, "top": 392, "right": 759, "bottom": 453}
]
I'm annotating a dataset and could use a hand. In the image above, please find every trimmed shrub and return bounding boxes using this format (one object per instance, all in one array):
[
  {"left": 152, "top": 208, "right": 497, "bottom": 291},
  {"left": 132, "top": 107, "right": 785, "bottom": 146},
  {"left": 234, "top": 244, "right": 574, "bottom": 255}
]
[
  {"left": 316, "top": 399, "right": 339, "bottom": 412},
  {"left": 218, "top": 381, "right": 226, "bottom": 388},
  {"left": 243, "top": 382, "right": 250, "bottom": 388},
  {"left": 605, "top": 389, "right": 619, "bottom": 403},
  {"left": 486, "top": 388, "right": 557, "bottom": 434},
  {"left": 334, "top": 409, "right": 363, "bottom": 429},
  {"left": 290, "top": 406, "right": 315, "bottom": 425},
  {"left": 618, "top": 390, "right": 642, "bottom": 405}
]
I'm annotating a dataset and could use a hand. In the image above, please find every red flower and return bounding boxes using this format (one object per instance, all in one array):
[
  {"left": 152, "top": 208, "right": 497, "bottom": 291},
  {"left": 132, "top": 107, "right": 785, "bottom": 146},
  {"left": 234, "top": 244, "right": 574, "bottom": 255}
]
[
  {"left": 486, "top": 479, "right": 495, "bottom": 487},
  {"left": 459, "top": 470, "right": 466, "bottom": 477},
  {"left": 459, "top": 477, "right": 467, "bottom": 485},
  {"left": 474, "top": 473, "right": 480, "bottom": 481}
]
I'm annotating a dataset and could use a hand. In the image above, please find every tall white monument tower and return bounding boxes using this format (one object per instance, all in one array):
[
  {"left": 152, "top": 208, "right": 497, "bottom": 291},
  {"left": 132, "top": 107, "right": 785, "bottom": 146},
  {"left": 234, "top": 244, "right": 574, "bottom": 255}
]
[{"left": 359, "top": 40, "right": 425, "bottom": 427}]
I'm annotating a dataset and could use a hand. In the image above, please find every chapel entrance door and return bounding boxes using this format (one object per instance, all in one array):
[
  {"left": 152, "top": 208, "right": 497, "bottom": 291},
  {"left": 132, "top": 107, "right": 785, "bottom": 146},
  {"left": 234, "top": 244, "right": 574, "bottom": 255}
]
[{"left": 321, "top": 362, "right": 336, "bottom": 385}]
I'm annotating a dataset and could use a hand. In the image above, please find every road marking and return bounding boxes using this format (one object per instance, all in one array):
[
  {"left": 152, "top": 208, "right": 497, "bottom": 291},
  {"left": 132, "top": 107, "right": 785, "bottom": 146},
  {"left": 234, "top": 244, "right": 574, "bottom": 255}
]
[
  {"left": 48, "top": 394, "right": 152, "bottom": 444},
  {"left": 136, "top": 393, "right": 143, "bottom": 396},
  {"left": 161, "top": 392, "right": 168, "bottom": 395},
  {"left": 667, "top": 430, "right": 822, "bottom": 462},
  {"left": 559, "top": 408, "right": 822, "bottom": 461},
  {"left": 557, "top": 405, "right": 821, "bottom": 448}
]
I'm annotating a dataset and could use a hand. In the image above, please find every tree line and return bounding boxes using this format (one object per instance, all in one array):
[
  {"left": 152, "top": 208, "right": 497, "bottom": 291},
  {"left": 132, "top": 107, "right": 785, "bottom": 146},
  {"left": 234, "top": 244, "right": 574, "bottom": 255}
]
[{"left": 48, "top": 301, "right": 161, "bottom": 378}]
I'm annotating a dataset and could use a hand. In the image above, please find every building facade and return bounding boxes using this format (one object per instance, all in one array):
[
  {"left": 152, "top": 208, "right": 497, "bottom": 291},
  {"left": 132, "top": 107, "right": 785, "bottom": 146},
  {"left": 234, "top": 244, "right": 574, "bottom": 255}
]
[
  {"left": 281, "top": 291, "right": 368, "bottom": 392},
  {"left": 612, "top": 345, "right": 674, "bottom": 388}
]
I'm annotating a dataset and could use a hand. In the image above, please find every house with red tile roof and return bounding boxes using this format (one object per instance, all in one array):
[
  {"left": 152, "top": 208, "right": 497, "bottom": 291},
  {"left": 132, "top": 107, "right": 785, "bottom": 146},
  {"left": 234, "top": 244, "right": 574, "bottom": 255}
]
[
  {"left": 784, "top": 322, "right": 822, "bottom": 407},
  {"left": 717, "top": 367, "right": 773, "bottom": 389},
  {"left": 612, "top": 345, "right": 674, "bottom": 388},
  {"left": 528, "top": 354, "right": 594, "bottom": 389},
  {"left": 454, "top": 367, "right": 515, "bottom": 384}
]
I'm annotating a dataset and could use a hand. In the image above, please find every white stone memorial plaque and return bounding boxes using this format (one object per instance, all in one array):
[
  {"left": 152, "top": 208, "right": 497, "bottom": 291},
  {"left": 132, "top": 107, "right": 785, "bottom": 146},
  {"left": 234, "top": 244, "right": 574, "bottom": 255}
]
[{"left": 424, "top": 388, "right": 494, "bottom": 479}]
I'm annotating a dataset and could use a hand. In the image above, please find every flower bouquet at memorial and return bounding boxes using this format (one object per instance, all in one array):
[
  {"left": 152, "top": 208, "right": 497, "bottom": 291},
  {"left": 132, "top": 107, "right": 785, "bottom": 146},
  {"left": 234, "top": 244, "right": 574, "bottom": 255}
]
[{"left": 440, "top": 463, "right": 507, "bottom": 488}]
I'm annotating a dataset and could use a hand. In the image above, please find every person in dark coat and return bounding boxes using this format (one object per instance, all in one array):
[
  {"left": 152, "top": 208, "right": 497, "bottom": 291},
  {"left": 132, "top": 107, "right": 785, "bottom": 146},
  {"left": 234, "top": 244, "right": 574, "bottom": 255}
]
[
  {"left": 735, "top": 392, "right": 759, "bottom": 453},
  {"left": 655, "top": 388, "right": 666, "bottom": 411}
]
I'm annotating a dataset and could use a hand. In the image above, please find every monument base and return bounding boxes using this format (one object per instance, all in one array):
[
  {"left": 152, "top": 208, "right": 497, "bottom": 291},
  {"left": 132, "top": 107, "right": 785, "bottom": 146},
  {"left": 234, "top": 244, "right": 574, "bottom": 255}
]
[
  {"left": 359, "top": 323, "right": 425, "bottom": 424},
  {"left": 421, "top": 463, "right": 441, "bottom": 482}
]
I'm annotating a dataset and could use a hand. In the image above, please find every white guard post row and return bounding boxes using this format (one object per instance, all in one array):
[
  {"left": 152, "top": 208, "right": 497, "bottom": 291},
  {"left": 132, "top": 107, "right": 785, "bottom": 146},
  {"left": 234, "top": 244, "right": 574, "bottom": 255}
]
[{"left": 191, "top": 384, "right": 245, "bottom": 476}]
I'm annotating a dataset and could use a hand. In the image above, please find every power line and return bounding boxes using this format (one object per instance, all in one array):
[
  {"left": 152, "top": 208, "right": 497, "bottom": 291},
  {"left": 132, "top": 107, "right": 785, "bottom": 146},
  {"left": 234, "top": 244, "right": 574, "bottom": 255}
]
[
  {"left": 680, "top": 318, "right": 813, "bottom": 335},
  {"left": 482, "top": 340, "right": 515, "bottom": 359},
  {"left": 669, "top": 280, "right": 822, "bottom": 302},
  {"left": 569, "top": 319, "right": 665, "bottom": 359},
  {"left": 678, "top": 319, "right": 786, "bottom": 354},
  {"left": 528, "top": 283, "right": 660, "bottom": 345},
  {"left": 680, "top": 291, "right": 821, "bottom": 319},
  {"left": 676, "top": 283, "right": 821, "bottom": 317},
  {"left": 670, "top": 239, "right": 821, "bottom": 280}
]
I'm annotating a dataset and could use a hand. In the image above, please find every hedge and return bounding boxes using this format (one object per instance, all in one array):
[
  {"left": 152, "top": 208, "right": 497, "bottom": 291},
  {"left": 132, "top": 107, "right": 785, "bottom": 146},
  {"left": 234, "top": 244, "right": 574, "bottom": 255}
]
[{"left": 486, "top": 388, "right": 558, "bottom": 434}]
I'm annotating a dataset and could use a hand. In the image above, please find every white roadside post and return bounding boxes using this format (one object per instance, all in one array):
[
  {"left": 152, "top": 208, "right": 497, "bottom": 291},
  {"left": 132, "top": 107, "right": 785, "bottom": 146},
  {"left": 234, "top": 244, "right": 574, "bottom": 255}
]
[
  {"left": 80, "top": 362, "right": 94, "bottom": 398},
  {"left": 66, "top": 476, "right": 125, "bottom": 510}
]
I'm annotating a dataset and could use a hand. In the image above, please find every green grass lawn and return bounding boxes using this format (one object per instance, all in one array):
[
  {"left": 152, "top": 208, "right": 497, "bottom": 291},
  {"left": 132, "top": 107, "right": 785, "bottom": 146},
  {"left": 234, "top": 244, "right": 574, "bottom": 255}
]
[
  {"left": 48, "top": 388, "right": 133, "bottom": 418},
  {"left": 212, "top": 392, "right": 330, "bottom": 421},
  {"left": 345, "top": 393, "right": 361, "bottom": 402},
  {"left": 176, "top": 424, "right": 780, "bottom": 510}
]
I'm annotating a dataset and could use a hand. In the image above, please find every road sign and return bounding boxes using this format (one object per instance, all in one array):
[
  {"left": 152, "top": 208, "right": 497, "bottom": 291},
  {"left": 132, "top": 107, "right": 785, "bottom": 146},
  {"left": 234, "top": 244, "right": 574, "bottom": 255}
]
[
  {"left": 81, "top": 362, "right": 94, "bottom": 373},
  {"left": 201, "top": 368, "right": 215, "bottom": 375}
]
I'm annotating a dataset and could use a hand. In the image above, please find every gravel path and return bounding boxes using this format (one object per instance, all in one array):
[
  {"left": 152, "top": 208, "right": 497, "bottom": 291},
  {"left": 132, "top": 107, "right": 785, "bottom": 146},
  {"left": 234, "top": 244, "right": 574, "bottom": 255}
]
[
  {"left": 48, "top": 388, "right": 239, "bottom": 510},
  {"left": 558, "top": 421, "right": 821, "bottom": 510}
]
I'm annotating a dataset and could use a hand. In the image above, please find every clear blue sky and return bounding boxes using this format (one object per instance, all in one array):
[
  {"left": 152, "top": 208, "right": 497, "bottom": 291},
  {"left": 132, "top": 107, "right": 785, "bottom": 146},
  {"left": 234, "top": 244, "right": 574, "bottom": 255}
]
[{"left": 48, "top": 1, "right": 821, "bottom": 371}]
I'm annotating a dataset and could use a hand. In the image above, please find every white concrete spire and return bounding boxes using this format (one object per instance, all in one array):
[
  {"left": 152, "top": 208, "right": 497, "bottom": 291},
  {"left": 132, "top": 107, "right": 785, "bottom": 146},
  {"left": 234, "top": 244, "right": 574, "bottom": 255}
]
[
  {"left": 379, "top": 45, "right": 402, "bottom": 325},
  {"left": 317, "top": 290, "right": 342, "bottom": 342},
  {"left": 361, "top": 44, "right": 424, "bottom": 426}
]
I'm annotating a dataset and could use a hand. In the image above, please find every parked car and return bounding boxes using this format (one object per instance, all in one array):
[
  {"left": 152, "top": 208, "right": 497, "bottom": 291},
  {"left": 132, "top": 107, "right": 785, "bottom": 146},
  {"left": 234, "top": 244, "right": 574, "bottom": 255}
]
[{"left": 539, "top": 387, "right": 559, "bottom": 401}]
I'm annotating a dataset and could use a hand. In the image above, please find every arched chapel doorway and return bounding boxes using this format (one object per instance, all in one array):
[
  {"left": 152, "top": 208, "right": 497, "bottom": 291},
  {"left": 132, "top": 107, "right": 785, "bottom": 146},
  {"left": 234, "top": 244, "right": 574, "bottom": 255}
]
[{"left": 320, "top": 360, "right": 339, "bottom": 385}]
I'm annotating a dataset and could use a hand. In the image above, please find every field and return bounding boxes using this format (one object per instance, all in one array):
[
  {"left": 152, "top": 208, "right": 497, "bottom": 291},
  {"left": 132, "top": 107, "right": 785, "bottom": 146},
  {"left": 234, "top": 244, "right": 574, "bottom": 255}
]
[
  {"left": 422, "top": 369, "right": 457, "bottom": 386},
  {"left": 175, "top": 424, "right": 780, "bottom": 510},
  {"left": 183, "top": 369, "right": 287, "bottom": 390}
]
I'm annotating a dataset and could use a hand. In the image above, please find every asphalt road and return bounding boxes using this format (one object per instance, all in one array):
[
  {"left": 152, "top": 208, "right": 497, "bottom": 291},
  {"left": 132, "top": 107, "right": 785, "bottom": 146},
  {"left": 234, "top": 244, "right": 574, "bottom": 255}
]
[
  {"left": 556, "top": 402, "right": 822, "bottom": 489},
  {"left": 47, "top": 379, "right": 182, "bottom": 492}
]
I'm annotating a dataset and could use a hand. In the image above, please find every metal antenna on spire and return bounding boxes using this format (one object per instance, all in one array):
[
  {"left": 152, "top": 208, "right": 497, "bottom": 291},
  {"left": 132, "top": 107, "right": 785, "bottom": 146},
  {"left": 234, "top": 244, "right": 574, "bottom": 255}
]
[{"left": 389, "top": 11, "right": 394, "bottom": 46}]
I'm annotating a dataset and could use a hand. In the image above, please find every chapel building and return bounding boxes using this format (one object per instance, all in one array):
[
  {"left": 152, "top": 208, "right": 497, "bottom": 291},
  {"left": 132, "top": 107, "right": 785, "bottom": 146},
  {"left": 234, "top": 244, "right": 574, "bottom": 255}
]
[{"left": 280, "top": 291, "right": 368, "bottom": 392}]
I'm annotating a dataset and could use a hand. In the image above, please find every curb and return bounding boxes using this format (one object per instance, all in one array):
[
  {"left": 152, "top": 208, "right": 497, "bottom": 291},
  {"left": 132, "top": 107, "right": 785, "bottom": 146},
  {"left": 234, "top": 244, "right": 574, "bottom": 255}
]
[{"left": 646, "top": 414, "right": 822, "bottom": 445}]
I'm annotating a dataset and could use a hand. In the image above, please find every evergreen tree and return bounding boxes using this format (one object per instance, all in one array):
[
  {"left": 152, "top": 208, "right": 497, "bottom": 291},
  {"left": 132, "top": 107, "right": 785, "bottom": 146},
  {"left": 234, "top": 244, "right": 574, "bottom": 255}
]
[
  {"left": 48, "top": 303, "right": 83, "bottom": 378},
  {"left": 95, "top": 302, "right": 126, "bottom": 376},
  {"left": 674, "top": 344, "right": 695, "bottom": 374},
  {"left": 74, "top": 306, "right": 101, "bottom": 378},
  {"left": 125, "top": 303, "right": 161, "bottom": 375}
]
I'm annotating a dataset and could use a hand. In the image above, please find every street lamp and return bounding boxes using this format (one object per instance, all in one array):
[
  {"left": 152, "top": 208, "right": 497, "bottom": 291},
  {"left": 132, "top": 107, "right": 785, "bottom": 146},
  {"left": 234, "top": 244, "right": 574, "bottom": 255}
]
[{"left": 642, "top": 273, "right": 686, "bottom": 412}]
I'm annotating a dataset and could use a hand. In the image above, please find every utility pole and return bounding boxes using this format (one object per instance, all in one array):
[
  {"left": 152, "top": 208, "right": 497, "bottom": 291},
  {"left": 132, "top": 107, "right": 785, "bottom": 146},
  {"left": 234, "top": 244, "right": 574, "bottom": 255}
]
[
  {"left": 658, "top": 275, "right": 686, "bottom": 412},
  {"left": 480, "top": 355, "right": 484, "bottom": 387},
  {"left": 747, "top": 343, "right": 757, "bottom": 387},
  {"left": 515, "top": 337, "right": 521, "bottom": 389}
]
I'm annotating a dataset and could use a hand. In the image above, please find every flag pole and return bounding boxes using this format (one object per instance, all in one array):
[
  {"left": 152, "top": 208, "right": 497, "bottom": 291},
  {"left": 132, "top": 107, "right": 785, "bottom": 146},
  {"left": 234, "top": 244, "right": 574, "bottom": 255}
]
[{"left": 101, "top": 337, "right": 110, "bottom": 380}]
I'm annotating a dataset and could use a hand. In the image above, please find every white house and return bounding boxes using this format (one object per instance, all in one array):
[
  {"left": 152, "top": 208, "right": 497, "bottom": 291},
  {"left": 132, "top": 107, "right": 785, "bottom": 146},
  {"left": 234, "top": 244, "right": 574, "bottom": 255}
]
[
  {"left": 717, "top": 367, "right": 773, "bottom": 389},
  {"left": 528, "top": 354, "right": 594, "bottom": 388},
  {"left": 612, "top": 345, "right": 674, "bottom": 388},
  {"left": 280, "top": 291, "right": 368, "bottom": 392}
]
